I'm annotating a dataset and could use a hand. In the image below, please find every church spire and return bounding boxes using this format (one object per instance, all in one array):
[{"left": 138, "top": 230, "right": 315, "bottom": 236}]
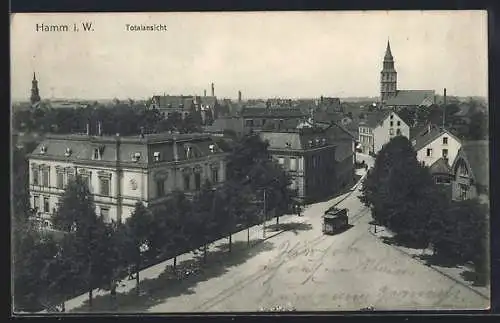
[
  {"left": 30, "top": 71, "right": 41, "bottom": 106},
  {"left": 384, "top": 39, "right": 393, "bottom": 60},
  {"left": 380, "top": 39, "right": 397, "bottom": 103}
]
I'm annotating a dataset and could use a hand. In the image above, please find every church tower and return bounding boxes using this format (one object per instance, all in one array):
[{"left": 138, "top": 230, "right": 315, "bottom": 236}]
[
  {"left": 30, "top": 72, "right": 41, "bottom": 106},
  {"left": 380, "top": 40, "right": 397, "bottom": 102}
]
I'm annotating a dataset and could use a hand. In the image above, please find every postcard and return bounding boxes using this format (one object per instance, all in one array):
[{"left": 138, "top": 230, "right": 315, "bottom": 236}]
[{"left": 11, "top": 11, "right": 489, "bottom": 314}]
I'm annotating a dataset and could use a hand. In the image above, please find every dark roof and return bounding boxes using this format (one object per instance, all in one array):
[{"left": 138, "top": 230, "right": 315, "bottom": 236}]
[
  {"left": 152, "top": 95, "right": 194, "bottom": 109},
  {"left": 204, "top": 117, "right": 244, "bottom": 134},
  {"left": 260, "top": 121, "right": 354, "bottom": 152},
  {"left": 358, "top": 110, "right": 388, "bottom": 128},
  {"left": 429, "top": 157, "right": 451, "bottom": 174},
  {"left": 386, "top": 90, "right": 435, "bottom": 107},
  {"left": 410, "top": 122, "right": 432, "bottom": 139},
  {"left": 29, "top": 132, "right": 225, "bottom": 165},
  {"left": 460, "top": 140, "right": 489, "bottom": 187}
]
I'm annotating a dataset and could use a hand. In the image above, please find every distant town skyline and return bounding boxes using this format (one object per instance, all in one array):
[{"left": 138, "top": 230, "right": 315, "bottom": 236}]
[{"left": 11, "top": 11, "right": 488, "bottom": 101}]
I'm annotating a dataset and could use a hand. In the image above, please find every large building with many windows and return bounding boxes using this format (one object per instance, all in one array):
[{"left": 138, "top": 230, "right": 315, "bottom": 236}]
[
  {"left": 259, "top": 119, "right": 355, "bottom": 203},
  {"left": 28, "top": 131, "right": 228, "bottom": 228}
]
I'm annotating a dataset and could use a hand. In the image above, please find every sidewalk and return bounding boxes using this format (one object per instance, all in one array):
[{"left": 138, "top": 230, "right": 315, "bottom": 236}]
[
  {"left": 368, "top": 225, "right": 490, "bottom": 299},
  {"left": 63, "top": 213, "right": 306, "bottom": 312},
  {"left": 62, "top": 167, "right": 369, "bottom": 312}
]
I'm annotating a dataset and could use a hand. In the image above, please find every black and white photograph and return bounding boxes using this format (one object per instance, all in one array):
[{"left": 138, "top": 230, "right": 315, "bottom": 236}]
[{"left": 10, "top": 11, "right": 489, "bottom": 314}]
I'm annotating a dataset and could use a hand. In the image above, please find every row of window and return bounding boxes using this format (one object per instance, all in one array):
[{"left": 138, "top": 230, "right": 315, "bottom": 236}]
[
  {"left": 155, "top": 168, "right": 219, "bottom": 197},
  {"left": 32, "top": 167, "right": 112, "bottom": 196},
  {"left": 32, "top": 194, "right": 111, "bottom": 222},
  {"left": 389, "top": 128, "right": 402, "bottom": 136},
  {"left": 426, "top": 148, "right": 449, "bottom": 159},
  {"left": 389, "top": 120, "right": 401, "bottom": 127}
]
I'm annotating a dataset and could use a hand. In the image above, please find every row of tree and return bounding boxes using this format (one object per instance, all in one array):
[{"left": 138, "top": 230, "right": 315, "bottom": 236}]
[
  {"left": 13, "top": 134, "right": 296, "bottom": 312},
  {"left": 360, "top": 136, "right": 488, "bottom": 283},
  {"left": 12, "top": 103, "right": 208, "bottom": 136}
]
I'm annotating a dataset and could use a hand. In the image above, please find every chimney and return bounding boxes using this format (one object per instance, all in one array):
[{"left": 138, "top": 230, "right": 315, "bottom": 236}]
[
  {"left": 211, "top": 83, "right": 215, "bottom": 97},
  {"left": 98, "top": 121, "right": 102, "bottom": 136},
  {"left": 140, "top": 126, "right": 145, "bottom": 138},
  {"left": 442, "top": 88, "right": 447, "bottom": 129},
  {"left": 238, "top": 91, "right": 242, "bottom": 103},
  {"left": 204, "top": 89, "right": 207, "bottom": 97},
  {"left": 320, "top": 96, "right": 324, "bottom": 104},
  {"left": 86, "top": 123, "right": 90, "bottom": 136}
]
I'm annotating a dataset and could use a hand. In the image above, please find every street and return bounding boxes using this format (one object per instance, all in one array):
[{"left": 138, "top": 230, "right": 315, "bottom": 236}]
[{"left": 144, "top": 154, "right": 488, "bottom": 312}]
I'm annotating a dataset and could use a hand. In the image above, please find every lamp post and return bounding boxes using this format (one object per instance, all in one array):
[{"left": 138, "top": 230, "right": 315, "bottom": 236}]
[{"left": 263, "top": 188, "right": 267, "bottom": 239}]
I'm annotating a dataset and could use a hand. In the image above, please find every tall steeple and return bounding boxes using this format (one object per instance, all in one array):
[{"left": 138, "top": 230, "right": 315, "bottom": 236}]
[
  {"left": 30, "top": 72, "right": 41, "bottom": 106},
  {"left": 380, "top": 39, "right": 397, "bottom": 103},
  {"left": 384, "top": 39, "right": 393, "bottom": 60}
]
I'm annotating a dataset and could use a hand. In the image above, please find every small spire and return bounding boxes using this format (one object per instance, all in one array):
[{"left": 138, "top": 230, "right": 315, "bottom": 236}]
[
  {"left": 33, "top": 72, "right": 37, "bottom": 81},
  {"left": 384, "top": 39, "right": 393, "bottom": 60}
]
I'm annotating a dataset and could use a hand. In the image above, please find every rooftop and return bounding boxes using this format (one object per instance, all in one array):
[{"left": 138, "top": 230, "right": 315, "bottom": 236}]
[
  {"left": 429, "top": 157, "right": 451, "bottom": 175},
  {"left": 412, "top": 125, "right": 460, "bottom": 152},
  {"left": 386, "top": 90, "right": 436, "bottom": 107}
]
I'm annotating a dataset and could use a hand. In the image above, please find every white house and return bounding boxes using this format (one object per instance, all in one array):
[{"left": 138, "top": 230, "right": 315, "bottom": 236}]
[
  {"left": 412, "top": 124, "right": 462, "bottom": 168},
  {"left": 28, "top": 132, "right": 228, "bottom": 229},
  {"left": 358, "top": 110, "right": 410, "bottom": 154}
]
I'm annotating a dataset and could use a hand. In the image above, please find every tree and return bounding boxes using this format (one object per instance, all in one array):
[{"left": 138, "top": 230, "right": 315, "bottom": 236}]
[
  {"left": 430, "top": 199, "right": 489, "bottom": 271},
  {"left": 51, "top": 176, "right": 108, "bottom": 308},
  {"left": 191, "top": 182, "right": 219, "bottom": 262},
  {"left": 125, "top": 202, "right": 154, "bottom": 294},
  {"left": 360, "top": 136, "right": 446, "bottom": 246}
]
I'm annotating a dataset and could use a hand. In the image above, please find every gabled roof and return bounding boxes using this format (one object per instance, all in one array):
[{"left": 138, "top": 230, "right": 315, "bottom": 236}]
[
  {"left": 429, "top": 157, "right": 451, "bottom": 175},
  {"left": 412, "top": 125, "right": 461, "bottom": 152},
  {"left": 386, "top": 90, "right": 435, "bottom": 107},
  {"left": 458, "top": 140, "right": 489, "bottom": 187}
]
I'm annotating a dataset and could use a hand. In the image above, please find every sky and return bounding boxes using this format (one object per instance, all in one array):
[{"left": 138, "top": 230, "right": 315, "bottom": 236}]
[{"left": 10, "top": 11, "right": 488, "bottom": 101}]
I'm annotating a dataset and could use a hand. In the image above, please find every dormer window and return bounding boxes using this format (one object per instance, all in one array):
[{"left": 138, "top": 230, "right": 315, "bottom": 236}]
[
  {"left": 209, "top": 144, "right": 216, "bottom": 153},
  {"left": 308, "top": 140, "right": 313, "bottom": 147},
  {"left": 315, "top": 138, "right": 320, "bottom": 145},
  {"left": 40, "top": 145, "right": 47, "bottom": 154},
  {"left": 93, "top": 148, "right": 100, "bottom": 160},
  {"left": 64, "top": 148, "right": 72, "bottom": 157},
  {"left": 153, "top": 151, "right": 161, "bottom": 162},
  {"left": 322, "top": 138, "right": 327, "bottom": 145},
  {"left": 132, "top": 152, "right": 141, "bottom": 162}
]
